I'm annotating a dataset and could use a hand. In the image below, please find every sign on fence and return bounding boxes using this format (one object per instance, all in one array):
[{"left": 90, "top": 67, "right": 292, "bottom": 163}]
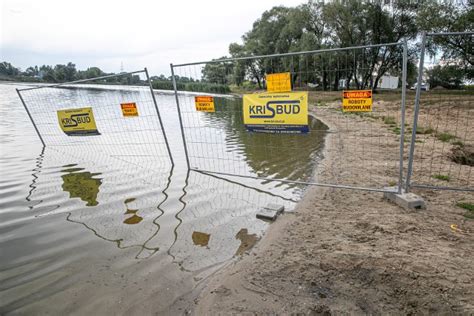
[
  {"left": 57, "top": 107, "right": 100, "bottom": 136},
  {"left": 266, "top": 72, "right": 292, "bottom": 93},
  {"left": 243, "top": 92, "right": 308, "bottom": 133},
  {"left": 195, "top": 96, "right": 215, "bottom": 112},
  {"left": 121, "top": 102, "right": 139, "bottom": 117},
  {"left": 342, "top": 90, "right": 373, "bottom": 112}
]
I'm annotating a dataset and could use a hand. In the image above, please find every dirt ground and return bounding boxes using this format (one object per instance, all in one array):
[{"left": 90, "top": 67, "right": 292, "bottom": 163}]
[{"left": 193, "top": 91, "right": 474, "bottom": 314}]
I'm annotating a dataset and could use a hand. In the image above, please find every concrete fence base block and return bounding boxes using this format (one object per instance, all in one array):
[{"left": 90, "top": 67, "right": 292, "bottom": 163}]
[
  {"left": 383, "top": 187, "right": 425, "bottom": 210},
  {"left": 256, "top": 204, "right": 285, "bottom": 221}
]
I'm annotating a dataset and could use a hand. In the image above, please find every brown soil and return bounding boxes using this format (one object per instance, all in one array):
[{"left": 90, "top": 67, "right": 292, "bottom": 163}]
[{"left": 193, "top": 91, "right": 474, "bottom": 314}]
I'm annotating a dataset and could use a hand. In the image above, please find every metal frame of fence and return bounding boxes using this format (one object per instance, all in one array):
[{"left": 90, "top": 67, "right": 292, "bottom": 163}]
[
  {"left": 16, "top": 68, "right": 174, "bottom": 167},
  {"left": 406, "top": 31, "right": 473, "bottom": 192},
  {"left": 171, "top": 41, "right": 409, "bottom": 194}
]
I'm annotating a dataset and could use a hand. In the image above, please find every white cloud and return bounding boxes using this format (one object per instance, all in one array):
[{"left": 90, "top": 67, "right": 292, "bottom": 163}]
[{"left": 1, "top": 0, "right": 303, "bottom": 75}]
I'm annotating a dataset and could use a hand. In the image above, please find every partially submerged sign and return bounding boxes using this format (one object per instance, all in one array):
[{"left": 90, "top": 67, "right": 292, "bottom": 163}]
[
  {"left": 342, "top": 90, "right": 373, "bottom": 112},
  {"left": 121, "top": 102, "right": 139, "bottom": 117},
  {"left": 243, "top": 91, "right": 308, "bottom": 133},
  {"left": 195, "top": 96, "right": 215, "bottom": 112},
  {"left": 57, "top": 107, "right": 100, "bottom": 136},
  {"left": 266, "top": 72, "right": 291, "bottom": 93}
]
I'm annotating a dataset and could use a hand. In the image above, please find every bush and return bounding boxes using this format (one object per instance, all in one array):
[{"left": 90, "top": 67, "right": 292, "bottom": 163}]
[
  {"left": 152, "top": 80, "right": 231, "bottom": 94},
  {"left": 436, "top": 132, "right": 456, "bottom": 142},
  {"left": 184, "top": 82, "right": 230, "bottom": 94},
  {"left": 432, "top": 174, "right": 450, "bottom": 181},
  {"left": 151, "top": 80, "right": 184, "bottom": 90}
]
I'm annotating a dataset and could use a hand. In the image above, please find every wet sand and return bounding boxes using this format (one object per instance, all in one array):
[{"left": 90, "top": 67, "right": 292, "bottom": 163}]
[{"left": 194, "top": 94, "right": 474, "bottom": 314}]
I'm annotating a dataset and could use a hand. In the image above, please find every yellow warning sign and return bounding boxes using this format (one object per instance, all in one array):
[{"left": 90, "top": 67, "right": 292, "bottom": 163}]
[
  {"left": 342, "top": 90, "right": 373, "bottom": 112},
  {"left": 266, "top": 72, "right": 292, "bottom": 93},
  {"left": 195, "top": 96, "right": 215, "bottom": 112},
  {"left": 121, "top": 102, "right": 139, "bottom": 117},
  {"left": 57, "top": 107, "right": 100, "bottom": 136},
  {"left": 243, "top": 91, "right": 308, "bottom": 133}
]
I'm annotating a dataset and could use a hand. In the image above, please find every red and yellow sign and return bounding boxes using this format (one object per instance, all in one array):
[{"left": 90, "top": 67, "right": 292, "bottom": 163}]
[
  {"left": 342, "top": 90, "right": 373, "bottom": 112},
  {"left": 121, "top": 102, "right": 139, "bottom": 117},
  {"left": 266, "top": 72, "right": 292, "bottom": 93},
  {"left": 195, "top": 96, "right": 215, "bottom": 112}
]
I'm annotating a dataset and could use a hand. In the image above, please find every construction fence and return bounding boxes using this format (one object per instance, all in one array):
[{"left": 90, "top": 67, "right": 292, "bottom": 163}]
[
  {"left": 17, "top": 33, "right": 473, "bottom": 196},
  {"left": 406, "top": 31, "right": 473, "bottom": 192},
  {"left": 16, "top": 69, "right": 174, "bottom": 172},
  {"left": 171, "top": 42, "right": 409, "bottom": 194}
]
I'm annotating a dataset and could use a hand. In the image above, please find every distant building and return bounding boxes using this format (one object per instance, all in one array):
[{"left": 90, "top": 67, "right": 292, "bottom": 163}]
[{"left": 378, "top": 75, "right": 399, "bottom": 89}]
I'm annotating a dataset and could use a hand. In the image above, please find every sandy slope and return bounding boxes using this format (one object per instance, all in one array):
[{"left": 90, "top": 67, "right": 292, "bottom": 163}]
[{"left": 193, "top": 96, "right": 474, "bottom": 314}]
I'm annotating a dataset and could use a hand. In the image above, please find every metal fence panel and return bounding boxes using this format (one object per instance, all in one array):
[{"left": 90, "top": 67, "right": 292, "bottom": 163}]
[
  {"left": 171, "top": 43, "right": 408, "bottom": 193},
  {"left": 17, "top": 69, "right": 174, "bottom": 169},
  {"left": 407, "top": 32, "right": 473, "bottom": 192}
]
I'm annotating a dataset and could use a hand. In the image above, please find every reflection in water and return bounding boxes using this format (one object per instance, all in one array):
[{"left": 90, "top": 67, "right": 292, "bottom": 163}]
[
  {"left": 123, "top": 197, "right": 143, "bottom": 225},
  {"left": 235, "top": 228, "right": 259, "bottom": 256},
  {"left": 192, "top": 231, "right": 211, "bottom": 247},
  {"left": 167, "top": 170, "right": 294, "bottom": 272},
  {"left": 25, "top": 147, "right": 45, "bottom": 209},
  {"left": 28, "top": 146, "right": 173, "bottom": 260},
  {"left": 61, "top": 166, "right": 102, "bottom": 207}
]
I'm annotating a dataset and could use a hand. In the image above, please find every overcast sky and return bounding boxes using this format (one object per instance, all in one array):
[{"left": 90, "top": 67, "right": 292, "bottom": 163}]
[{"left": 1, "top": 0, "right": 304, "bottom": 76}]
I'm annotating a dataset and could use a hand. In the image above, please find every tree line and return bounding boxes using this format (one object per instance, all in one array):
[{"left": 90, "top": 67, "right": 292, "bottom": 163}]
[
  {"left": 0, "top": 62, "right": 143, "bottom": 85},
  {"left": 199, "top": 0, "right": 472, "bottom": 90},
  {"left": 0, "top": 62, "right": 230, "bottom": 93}
]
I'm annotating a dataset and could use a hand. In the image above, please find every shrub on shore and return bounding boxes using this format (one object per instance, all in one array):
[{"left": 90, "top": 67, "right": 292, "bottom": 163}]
[{"left": 152, "top": 80, "right": 230, "bottom": 94}]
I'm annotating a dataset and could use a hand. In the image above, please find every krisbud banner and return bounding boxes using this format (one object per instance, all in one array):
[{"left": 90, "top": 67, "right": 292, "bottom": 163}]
[{"left": 243, "top": 92, "right": 308, "bottom": 133}]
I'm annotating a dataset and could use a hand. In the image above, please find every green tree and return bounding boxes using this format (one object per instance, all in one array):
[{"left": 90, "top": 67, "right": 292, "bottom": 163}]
[
  {"left": 39, "top": 65, "right": 55, "bottom": 82},
  {"left": 202, "top": 57, "right": 234, "bottom": 84},
  {"left": 0, "top": 62, "right": 20, "bottom": 76},
  {"left": 77, "top": 67, "right": 105, "bottom": 79},
  {"left": 417, "top": 1, "right": 473, "bottom": 66},
  {"left": 427, "top": 64, "right": 466, "bottom": 89}
]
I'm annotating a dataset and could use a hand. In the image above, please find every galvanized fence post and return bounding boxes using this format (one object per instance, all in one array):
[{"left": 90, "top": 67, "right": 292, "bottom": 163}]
[
  {"left": 405, "top": 32, "right": 427, "bottom": 192},
  {"left": 16, "top": 88, "right": 46, "bottom": 147},
  {"left": 145, "top": 67, "right": 175, "bottom": 167},
  {"left": 398, "top": 40, "right": 408, "bottom": 194},
  {"left": 170, "top": 63, "right": 191, "bottom": 170}
]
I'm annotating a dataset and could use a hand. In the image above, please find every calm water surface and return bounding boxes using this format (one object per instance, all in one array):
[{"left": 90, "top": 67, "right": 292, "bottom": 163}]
[{"left": 0, "top": 83, "right": 326, "bottom": 314}]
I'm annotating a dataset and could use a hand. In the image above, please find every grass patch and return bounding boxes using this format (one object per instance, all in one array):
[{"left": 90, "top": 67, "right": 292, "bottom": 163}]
[
  {"left": 436, "top": 132, "right": 456, "bottom": 142},
  {"left": 452, "top": 140, "right": 465, "bottom": 147},
  {"left": 383, "top": 116, "right": 396, "bottom": 125},
  {"left": 416, "top": 126, "right": 435, "bottom": 135},
  {"left": 392, "top": 127, "right": 401, "bottom": 135},
  {"left": 432, "top": 174, "right": 450, "bottom": 181},
  {"left": 456, "top": 202, "right": 474, "bottom": 219}
]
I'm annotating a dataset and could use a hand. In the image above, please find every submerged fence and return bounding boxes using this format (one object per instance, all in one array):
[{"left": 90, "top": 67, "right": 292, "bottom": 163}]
[
  {"left": 171, "top": 42, "right": 409, "bottom": 193},
  {"left": 16, "top": 69, "right": 174, "bottom": 170},
  {"left": 406, "top": 32, "right": 473, "bottom": 192}
]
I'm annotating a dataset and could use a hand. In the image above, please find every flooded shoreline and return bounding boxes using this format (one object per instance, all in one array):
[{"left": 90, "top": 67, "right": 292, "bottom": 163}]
[{"left": 0, "top": 83, "right": 327, "bottom": 314}]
